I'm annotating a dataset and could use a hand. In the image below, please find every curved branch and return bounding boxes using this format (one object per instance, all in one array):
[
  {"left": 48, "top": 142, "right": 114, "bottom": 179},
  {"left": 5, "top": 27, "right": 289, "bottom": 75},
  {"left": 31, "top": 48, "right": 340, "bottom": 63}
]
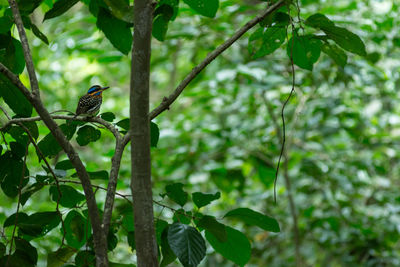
[
  {"left": 149, "top": 0, "right": 285, "bottom": 120},
  {"left": 1, "top": 114, "right": 121, "bottom": 140},
  {"left": 2, "top": 1, "right": 109, "bottom": 263}
]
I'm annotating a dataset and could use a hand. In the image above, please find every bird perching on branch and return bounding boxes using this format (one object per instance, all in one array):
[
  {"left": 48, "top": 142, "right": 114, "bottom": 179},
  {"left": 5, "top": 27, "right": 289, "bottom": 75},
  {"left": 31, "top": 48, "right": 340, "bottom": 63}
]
[{"left": 74, "top": 85, "right": 110, "bottom": 117}]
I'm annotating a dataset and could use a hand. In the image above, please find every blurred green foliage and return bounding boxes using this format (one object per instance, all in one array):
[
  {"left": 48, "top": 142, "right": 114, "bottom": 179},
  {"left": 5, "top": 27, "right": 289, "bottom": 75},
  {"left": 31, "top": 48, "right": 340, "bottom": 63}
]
[{"left": 0, "top": 0, "right": 399, "bottom": 266}]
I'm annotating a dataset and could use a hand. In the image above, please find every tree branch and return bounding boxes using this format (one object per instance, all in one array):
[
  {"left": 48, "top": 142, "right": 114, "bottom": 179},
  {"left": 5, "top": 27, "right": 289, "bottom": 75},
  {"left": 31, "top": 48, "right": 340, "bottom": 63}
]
[
  {"left": 1, "top": 114, "right": 121, "bottom": 140},
  {"left": 2, "top": 1, "right": 109, "bottom": 263},
  {"left": 7, "top": 0, "right": 39, "bottom": 96},
  {"left": 149, "top": 0, "right": 285, "bottom": 120}
]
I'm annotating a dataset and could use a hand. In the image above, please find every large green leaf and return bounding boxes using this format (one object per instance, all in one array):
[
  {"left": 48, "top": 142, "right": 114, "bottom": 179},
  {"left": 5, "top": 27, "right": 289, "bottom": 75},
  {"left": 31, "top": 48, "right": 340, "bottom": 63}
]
[
  {"left": 0, "top": 151, "right": 29, "bottom": 198},
  {"left": 224, "top": 208, "right": 280, "bottom": 232},
  {"left": 287, "top": 34, "right": 321, "bottom": 71},
  {"left": 0, "top": 34, "right": 25, "bottom": 74},
  {"left": 0, "top": 76, "right": 32, "bottom": 117},
  {"left": 43, "top": 0, "right": 79, "bottom": 21},
  {"left": 17, "top": 0, "right": 42, "bottom": 14},
  {"left": 305, "top": 13, "right": 366, "bottom": 56},
  {"left": 0, "top": 8, "right": 13, "bottom": 33},
  {"left": 196, "top": 215, "right": 226, "bottom": 242},
  {"left": 76, "top": 125, "right": 101, "bottom": 146},
  {"left": 64, "top": 210, "right": 92, "bottom": 249},
  {"left": 167, "top": 223, "right": 206, "bottom": 267},
  {"left": 49, "top": 185, "right": 85, "bottom": 208},
  {"left": 96, "top": 8, "right": 132, "bottom": 55},
  {"left": 183, "top": 0, "right": 219, "bottom": 18},
  {"left": 248, "top": 26, "right": 286, "bottom": 59},
  {"left": 47, "top": 246, "right": 77, "bottom": 267},
  {"left": 192, "top": 191, "right": 220, "bottom": 209},
  {"left": 37, "top": 123, "right": 77, "bottom": 158},
  {"left": 321, "top": 42, "right": 347, "bottom": 67},
  {"left": 153, "top": 14, "right": 169, "bottom": 42},
  {"left": 165, "top": 183, "right": 188, "bottom": 207},
  {"left": 160, "top": 226, "right": 176, "bottom": 267},
  {"left": 205, "top": 226, "right": 251, "bottom": 267},
  {"left": 19, "top": 211, "right": 61, "bottom": 237}
]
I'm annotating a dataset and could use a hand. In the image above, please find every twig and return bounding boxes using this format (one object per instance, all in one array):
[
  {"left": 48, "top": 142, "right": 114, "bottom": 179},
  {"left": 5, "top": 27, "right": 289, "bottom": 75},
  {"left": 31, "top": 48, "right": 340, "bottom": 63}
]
[
  {"left": 7, "top": 0, "right": 39, "bottom": 96},
  {"left": 148, "top": 0, "right": 286, "bottom": 120}
]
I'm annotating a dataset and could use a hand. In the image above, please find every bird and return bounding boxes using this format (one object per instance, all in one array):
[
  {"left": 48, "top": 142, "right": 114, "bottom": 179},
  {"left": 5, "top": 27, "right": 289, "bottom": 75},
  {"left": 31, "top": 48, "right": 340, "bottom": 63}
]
[{"left": 74, "top": 85, "right": 110, "bottom": 118}]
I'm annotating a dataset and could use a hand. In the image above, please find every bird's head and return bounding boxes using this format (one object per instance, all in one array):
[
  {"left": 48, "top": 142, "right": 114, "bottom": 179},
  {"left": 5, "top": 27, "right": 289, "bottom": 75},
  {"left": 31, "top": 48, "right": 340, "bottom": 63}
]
[{"left": 87, "top": 85, "right": 110, "bottom": 96}]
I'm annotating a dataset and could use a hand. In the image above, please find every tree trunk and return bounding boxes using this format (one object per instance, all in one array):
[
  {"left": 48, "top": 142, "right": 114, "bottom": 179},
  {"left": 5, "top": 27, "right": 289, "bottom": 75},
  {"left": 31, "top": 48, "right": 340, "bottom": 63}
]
[{"left": 130, "top": 0, "right": 158, "bottom": 266}]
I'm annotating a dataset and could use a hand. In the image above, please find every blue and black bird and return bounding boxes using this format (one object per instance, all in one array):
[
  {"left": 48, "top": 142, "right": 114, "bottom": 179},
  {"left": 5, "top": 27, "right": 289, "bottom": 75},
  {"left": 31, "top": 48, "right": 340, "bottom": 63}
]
[{"left": 74, "top": 85, "right": 110, "bottom": 118}]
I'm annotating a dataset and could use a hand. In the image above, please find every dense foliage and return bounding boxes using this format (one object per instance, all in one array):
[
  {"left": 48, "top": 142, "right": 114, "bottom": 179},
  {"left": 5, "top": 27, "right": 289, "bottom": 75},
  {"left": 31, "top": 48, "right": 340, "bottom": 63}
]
[{"left": 0, "top": 0, "right": 399, "bottom": 266}]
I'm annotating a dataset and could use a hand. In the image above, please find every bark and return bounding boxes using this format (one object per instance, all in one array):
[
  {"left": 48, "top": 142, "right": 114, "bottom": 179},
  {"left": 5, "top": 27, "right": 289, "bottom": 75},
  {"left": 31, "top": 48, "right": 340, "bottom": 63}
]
[{"left": 130, "top": 0, "right": 158, "bottom": 266}]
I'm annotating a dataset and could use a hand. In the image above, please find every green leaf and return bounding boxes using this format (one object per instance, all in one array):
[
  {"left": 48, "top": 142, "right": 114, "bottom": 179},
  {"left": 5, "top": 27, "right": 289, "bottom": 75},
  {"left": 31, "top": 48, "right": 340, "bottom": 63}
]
[
  {"left": 127, "top": 231, "right": 135, "bottom": 251},
  {"left": 224, "top": 208, "right": 280, "bottom": 232},
  {"left": 64, "top": 210, "right": 92, "bottom": 249},
  {"left": 49, "top": 185, "right": 85, "bottom": 208},
  {"left": 116, "top": 118, "right": 129, "bottom": 130},
  {"left": 122, "top": 212, "right": 135, "bottom": 232},
  {"left": 248, "top": 26, "right": 286, "bottom": 59},
  {"left": 37, "top": 123, "right": 76, "bottom": 158},
  {"left": 305, "top": 13, "right": 366, "bottom": 56},
  {"left": 100, "top": 112, "right": 115, "bottom": 122},
  {"left": 150, "top": 121, "right": 160, "bottom": 147},
  {"left": 103, "top": 0, "right": 134, "bottom": 23},
  {"left": 287, "top": 34, "right": 321, "bottom": 71},
  {"left": 19, "top": 211, "right": 61, "bottom": 237},
  {"left": 155, "top": 219, "right": 169, "bottom": 244},
  {"left": 160, "top": 226, "right": 176, "bottom": 267},
  {"left": 14, "top": 238, "right": 38, "bottom": 265},
  {"left": 107, "top": 229, "right": 118, "bottom": 251},
  {"left": 0, "top": 151, "right": 29, "bottom": 197},
  {"left": 96, "top": 8, "right": 132, "bottom": 55},
  {"left": 76, "top": 125, "right": 101, "bottom": 146},
  {"left": 75, "top": 250, "right": 95, "bottom": 266},
  {"left": 43, "top": 0, "right": 79, "bottom": 20},
  {"left": 88, "top": 170, "right": 109, "bottom": 180},
  {"left": 192, "top": 191, "right": 220, "bottom": 209},
  {"left": 0, "top": 76, "right": 32, "bottom": 116},
  {"left": 165, "top": 183, "right": 188, "bottom": 207},
  {"left": 0, "top": 8, "right": 13, "bottom": 33},
  {"left": 321, "top": 42, "right": 347, "bottom": 67},
  {"left": 17, "top": 0, "right": 43, "bottom": 14},
  {"left": 55, "top": 159, "right": 74, "bottom": 170},
  {"left": 0, "top": 242, "right": 5, "bottom": 257},
  {"left": 205, "top": 226, "right": 251, "bottom": 267},
  {"left": 30, "top": 22, "right": 49, "bottom": 45},
  {"left": 167, "top": 223, "right": 206, "bottom": 267},
  {"left": 153, "top": 14, "right": 169, "bottom": 41},
  {"left": 172, "top": 209, "right": 191, "bottom": 225},
  {"left": 47, "top": 246, "right": 77, "bottom": 267},
  {"left": 196, "top": 215, "right": 226, "bottom": 242},
  {"left": 183, "top": 0, "right": 219, "bottom": 18},
  {"left": 20, "top": 182, "right": 44, "bottom": 205},
  {"left": 4, "top": 212, "right": 28, "bottom": 227}
]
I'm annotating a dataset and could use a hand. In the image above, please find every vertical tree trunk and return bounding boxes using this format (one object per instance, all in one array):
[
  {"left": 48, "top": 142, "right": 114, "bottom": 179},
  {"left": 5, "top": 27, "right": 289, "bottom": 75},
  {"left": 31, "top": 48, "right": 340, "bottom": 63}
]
[{"left": 130, "top": 0, "right": 158, "bottom": 266}]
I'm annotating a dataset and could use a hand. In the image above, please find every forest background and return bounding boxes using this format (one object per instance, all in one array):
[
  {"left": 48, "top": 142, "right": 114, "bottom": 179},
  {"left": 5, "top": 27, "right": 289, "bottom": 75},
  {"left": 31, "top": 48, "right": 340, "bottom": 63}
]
[{"left": 0, "top": 0, "right": 399, "bottom": 266}]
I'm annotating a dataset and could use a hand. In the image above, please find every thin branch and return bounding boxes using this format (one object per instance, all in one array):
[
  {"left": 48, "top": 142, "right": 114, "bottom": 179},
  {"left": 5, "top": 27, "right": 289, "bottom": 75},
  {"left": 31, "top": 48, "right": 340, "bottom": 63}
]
[
  {"left": 2, "top": 2, "right": 108, "bottom": 262},
  {"left": 148, "top": 0, "right": 286, "bottom": 120},
  {"left": 7, "top": 0, "right": 39, "bottom": 96},
  {"left": 1, "top": 114, "right": 121, "bottom": 140}
]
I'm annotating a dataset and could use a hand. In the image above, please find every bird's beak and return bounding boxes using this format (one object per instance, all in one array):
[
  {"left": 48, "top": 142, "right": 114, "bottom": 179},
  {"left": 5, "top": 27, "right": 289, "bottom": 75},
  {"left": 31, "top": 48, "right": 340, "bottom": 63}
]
[{"left": 101, "top": 86, "right": 110, "bottom": 91}]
